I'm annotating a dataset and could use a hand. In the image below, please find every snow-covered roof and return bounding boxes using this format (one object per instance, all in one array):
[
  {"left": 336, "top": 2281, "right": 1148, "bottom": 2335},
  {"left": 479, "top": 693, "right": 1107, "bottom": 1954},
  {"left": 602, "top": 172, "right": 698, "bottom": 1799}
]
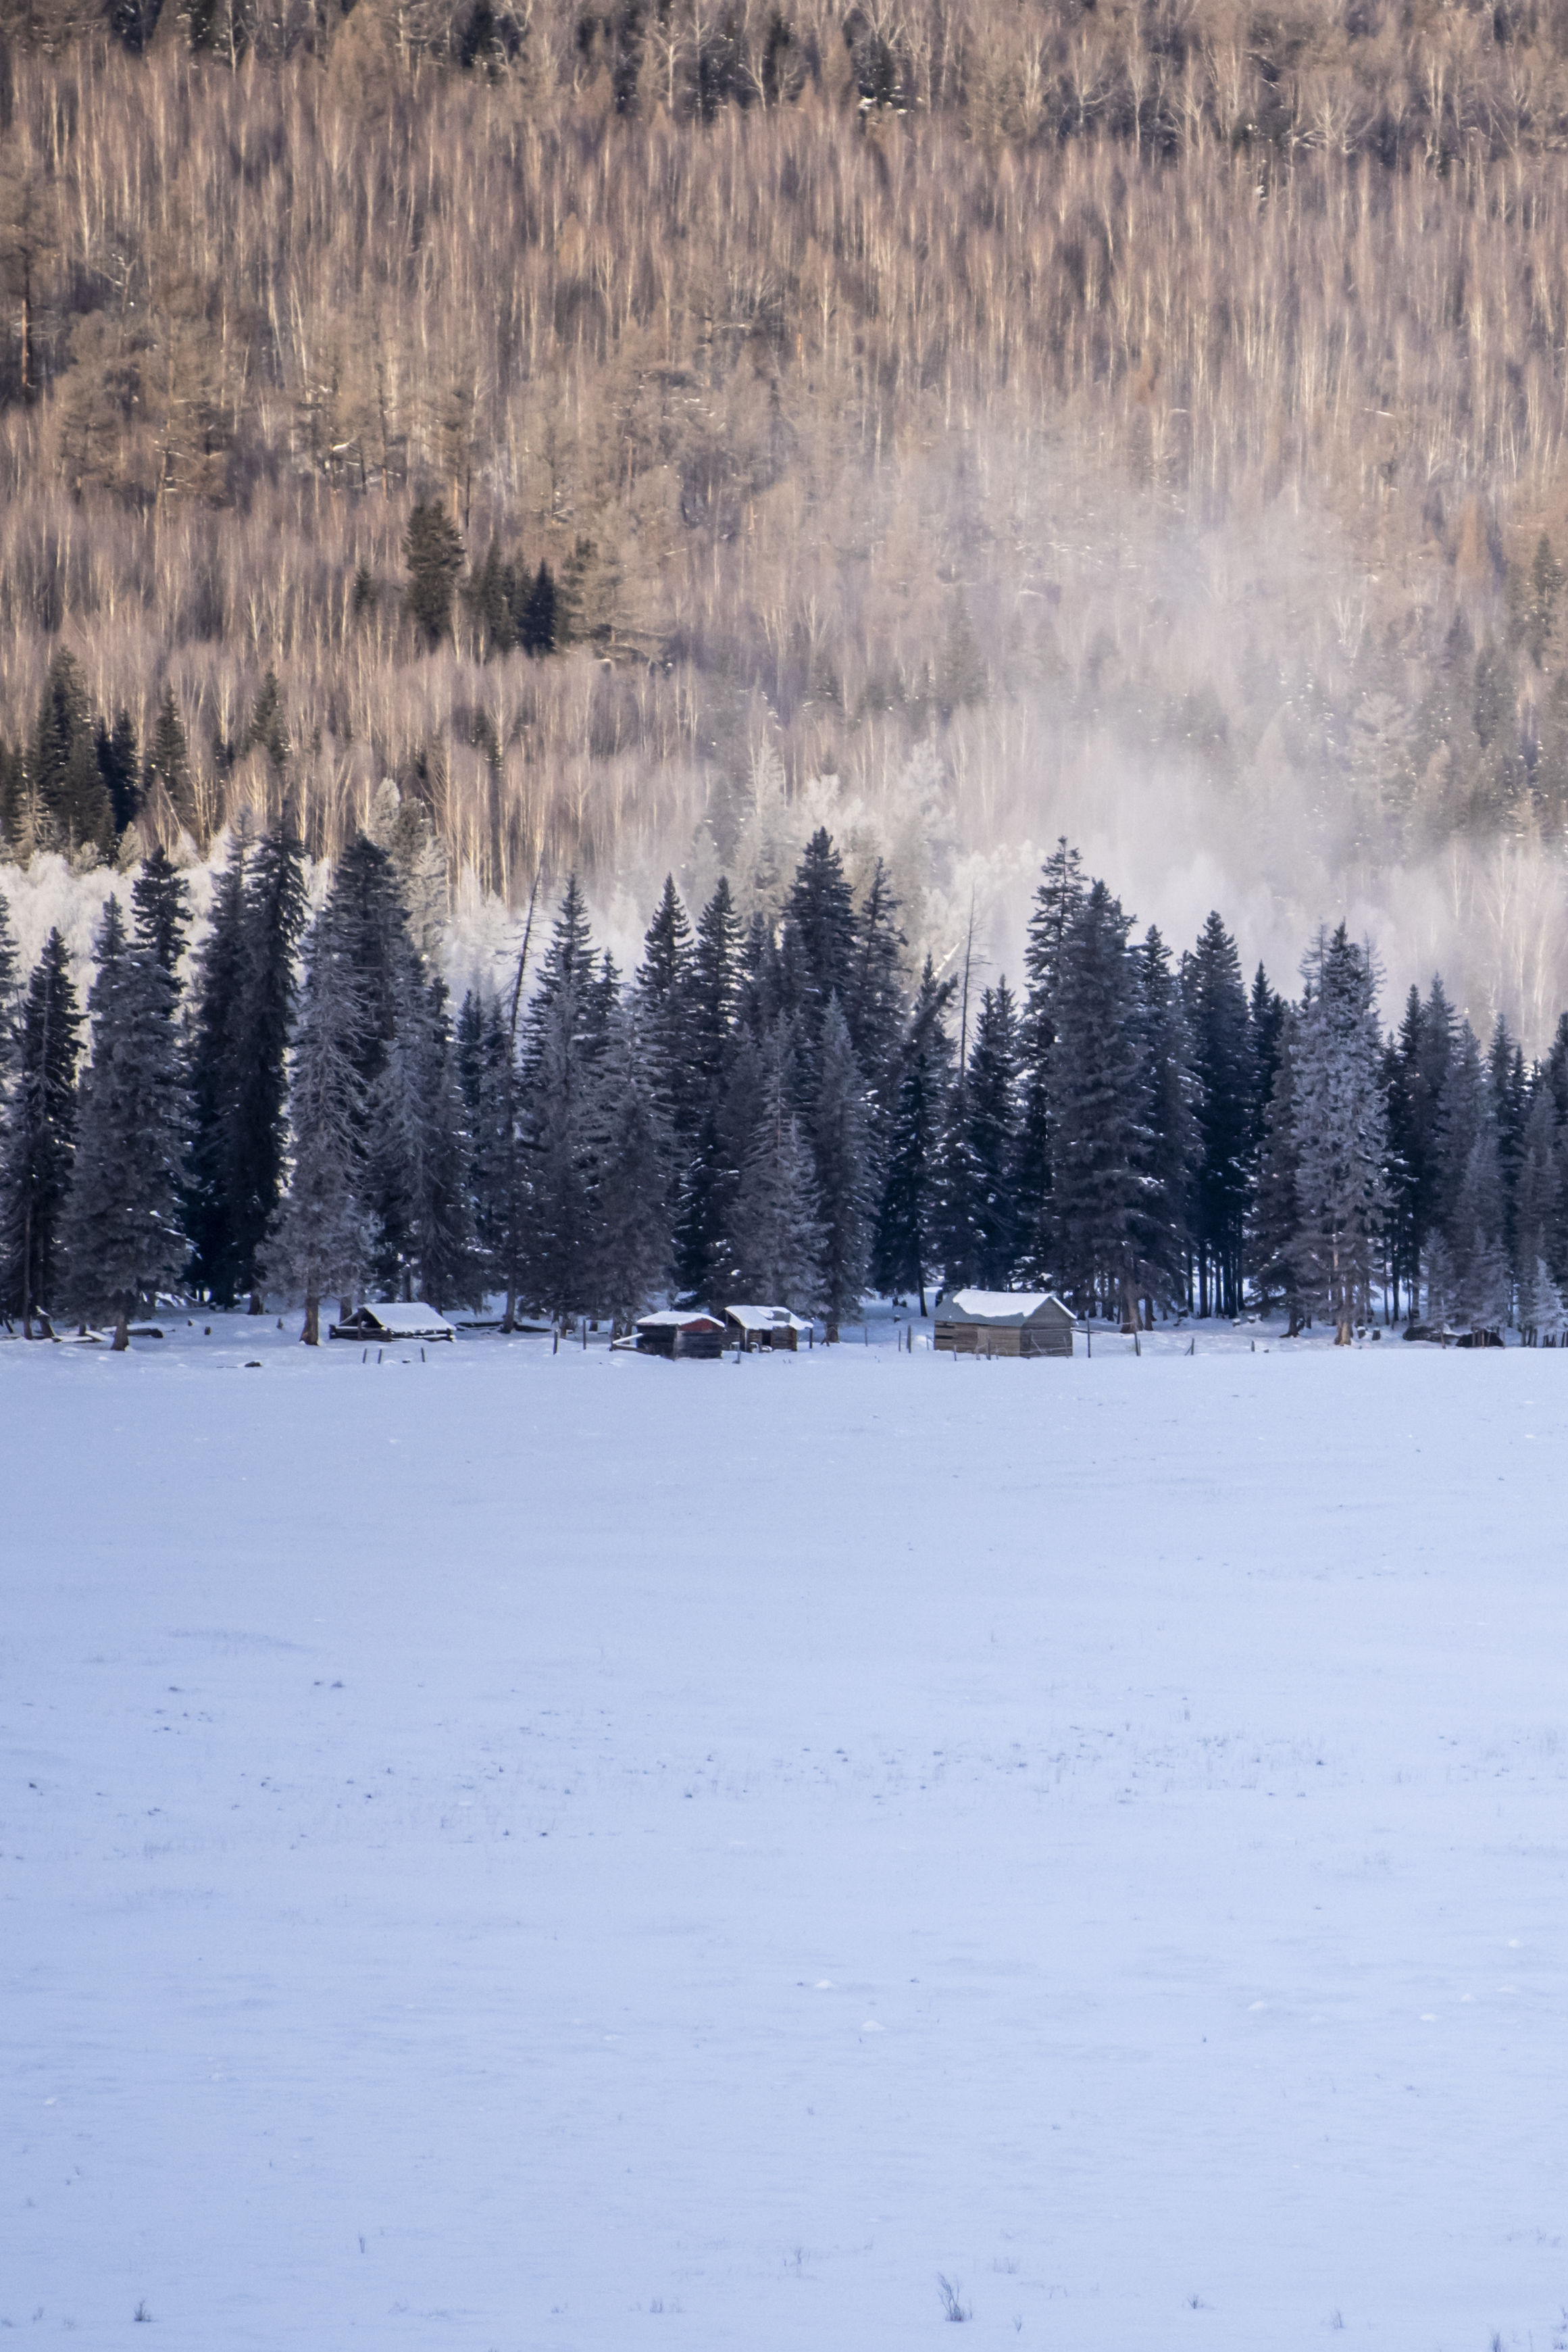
[
  {"left": 726, "top": 1303, "right": 812, "bottom": 1332},
  {"left": 636, "top": 1309, "right": 726, "bottom": 1331},
  {"left": 359, "top": 1301, "right": 457, "bottom": 1336},
  {"left": 936, "top": 1290, "right": 1073, "bottom": 1326}
]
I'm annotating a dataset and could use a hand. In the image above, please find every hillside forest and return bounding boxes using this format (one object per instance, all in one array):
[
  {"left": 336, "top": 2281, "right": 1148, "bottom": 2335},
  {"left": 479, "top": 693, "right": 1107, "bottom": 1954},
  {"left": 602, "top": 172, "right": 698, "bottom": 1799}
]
[
  {"left": 7, "top": 5, "right": 1568, "bottom": 1023},
  {"left": 0, "top": 821, "right": 1559, "bottom": 1350}
]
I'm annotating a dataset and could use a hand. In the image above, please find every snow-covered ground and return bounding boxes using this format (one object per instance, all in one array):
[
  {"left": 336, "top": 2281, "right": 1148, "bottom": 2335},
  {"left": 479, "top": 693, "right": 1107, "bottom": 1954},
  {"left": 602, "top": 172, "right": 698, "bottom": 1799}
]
[{"left": 5, "top": 1317, "right": 1568, "bottom": 2349}]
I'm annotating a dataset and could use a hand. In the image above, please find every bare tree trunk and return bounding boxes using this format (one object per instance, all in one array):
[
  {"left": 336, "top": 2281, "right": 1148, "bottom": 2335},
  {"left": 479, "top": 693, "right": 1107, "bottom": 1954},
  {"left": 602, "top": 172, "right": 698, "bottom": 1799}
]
[
  {"left": 111, "top": 1305, "right": 130, "bottom": 1352},
  {"left": 303, "top": 1291, "right": 320, "bottom": 1345}
]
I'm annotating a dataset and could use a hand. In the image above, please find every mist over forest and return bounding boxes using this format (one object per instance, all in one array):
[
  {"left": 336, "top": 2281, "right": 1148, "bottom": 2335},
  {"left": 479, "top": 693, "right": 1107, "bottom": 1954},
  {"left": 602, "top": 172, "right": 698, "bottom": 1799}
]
[{"left": 4, "top": 0, "right": 1568, "bottom": 1032}]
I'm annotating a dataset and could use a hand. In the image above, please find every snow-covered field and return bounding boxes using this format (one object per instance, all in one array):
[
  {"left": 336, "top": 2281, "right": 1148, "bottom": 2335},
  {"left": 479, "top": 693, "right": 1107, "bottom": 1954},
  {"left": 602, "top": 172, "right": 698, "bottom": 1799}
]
[{"left": 5, "top": 1318, "right": 1568, "bottom": 2350}]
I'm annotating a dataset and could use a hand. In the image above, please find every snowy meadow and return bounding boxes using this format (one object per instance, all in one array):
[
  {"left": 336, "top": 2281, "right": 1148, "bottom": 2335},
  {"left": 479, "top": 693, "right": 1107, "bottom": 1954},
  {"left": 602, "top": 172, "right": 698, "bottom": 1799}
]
[{"left": 5, "top": 1322, "right": 1568, "bottom": 2351}]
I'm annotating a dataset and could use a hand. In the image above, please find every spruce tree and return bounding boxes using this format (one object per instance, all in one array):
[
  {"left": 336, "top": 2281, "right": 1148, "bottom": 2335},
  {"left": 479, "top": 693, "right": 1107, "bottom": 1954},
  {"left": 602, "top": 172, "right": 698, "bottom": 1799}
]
[
  {"left": 1513, "top": 1085, "right": 1563, "bottom": 1340},
  {"left": 872, "top": 957, "right": 954, "bottom": 1314},
  {"left": 518, "top": 561, "right": 557, "bottom": 655},
  {"left": 846, "top": 856, "right": 906, "bottom": 1143},
  {"left": 1250, "top": 1007, "right": 1302, "bottom": 1328},
  {"left": 64, "top": 899, "right": 188, "bottom": 1350},
  {"left": 674, "top": 876, "right": 742, "bottom": 1302},
  {"left": 97, "top": 707, "right": 140, "bottom": 834},
  {"left": 184, "top": 829, "right": 251, "bottom": 1301},
  {"left": 266, "top": 901, "right": 370, "bottom": 1344},
  {"left": 635, "top": 874, "right": 694, "bottom": 1142},
  {"left": 965, "top": 979, "right": 1021, "bottom": 1288},
  {"left": 230, "top": 818, "right": 309, "bottom": 1305},
  {"left": 32, "top": 651, "right": 112, "bottom": 855},
  {"left": 403, "top": 499, "right": 465, "bottom": 649},
  {"left": 367, "top": 970, "right": 474, "bottom": 1308},
  {"left": 1045, "top": 880, "right": 1144, "bottom": 1324},
  {"left": 1290, "top": 926, "right": 1387, "bottom": 1345},
  {"left": 812, "top": 995, "right": 872, "bottom": 1338},
  {"left": 143, "top": 684, "right": 198, "bottom": 836},
  {"left": 520, "top": 880, "right": 607, "bottom": 1321},
  {"left": 729, "top": 1019, "right": 824, "bottom": 1311},
  {"left": 131, "top": 846, "right": 191, "bottom": 977},
  {"left": 589, "top": 999, "right": 672, "bottom": 1329},
  {"left": 0, "top": 885, "right": 18, "bottom": 1099},
  {"left": 0, "top": 930, "right": 80, "bottom": 1336},
  {"left": 1136, "top": 926, "right": 1194, "bottom": 1320},
  {"left": 780, "top": 828, "right": 857, "bottom": 1068},
  {"left": 1015, "top": 837, "right": 1085, "bottom": 1281},
  {"left": 1183, "top": 911, "right": 1250, "bottom": 1316}
]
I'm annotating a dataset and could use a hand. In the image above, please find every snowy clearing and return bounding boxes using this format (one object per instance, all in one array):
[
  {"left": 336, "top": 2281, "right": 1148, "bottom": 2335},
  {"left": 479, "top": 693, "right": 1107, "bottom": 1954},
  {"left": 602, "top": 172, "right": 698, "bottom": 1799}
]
[{"left": 5, "top": 1322, "right": 1567, "bottom": 2350}]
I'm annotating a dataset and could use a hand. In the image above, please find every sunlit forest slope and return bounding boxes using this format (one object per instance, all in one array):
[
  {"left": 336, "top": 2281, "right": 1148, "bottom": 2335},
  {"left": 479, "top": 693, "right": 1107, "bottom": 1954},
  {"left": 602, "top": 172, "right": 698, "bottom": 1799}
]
[{"left": 5, "top": 0, "right": 1568, "bottom": 1024}]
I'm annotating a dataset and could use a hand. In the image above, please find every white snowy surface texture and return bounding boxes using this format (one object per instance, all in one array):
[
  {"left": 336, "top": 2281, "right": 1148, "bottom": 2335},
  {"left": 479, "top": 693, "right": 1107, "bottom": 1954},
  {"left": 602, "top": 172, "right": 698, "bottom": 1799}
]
[{"left": 5, "top": 1320, "right": 1567, "bottom": 2351}]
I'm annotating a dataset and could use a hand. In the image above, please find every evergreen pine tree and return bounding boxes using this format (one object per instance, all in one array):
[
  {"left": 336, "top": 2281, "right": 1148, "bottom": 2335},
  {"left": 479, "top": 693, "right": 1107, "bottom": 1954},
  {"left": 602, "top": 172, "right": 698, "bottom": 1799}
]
[
  {"left": 403, "top": 500, "right": 465, "bottom": 649},
  {"left": 265, "top": 902, "right": 370, "bottom": 1344},
  {"left": 674, "top": 876, "right": 742, "bottom": 1302},
  {"left": 872, "top": 957, "right": 955, "bottom": 1314},
  {"left": 729, "top": 1018, "right": 824, "bottom": 1311},
  {"left": 635, "top": 874, "right": 694, "bottom": 1140},
  {"left": 1183, "top": 910, "right": 1250, "bottom": 1316},
  {"left": 1513, "top": 1084, "right": 1563, "bottom": 1340},
  {"left": 965, "top": 979, "right": 1021, "bottom": 1288},
  {"left": 229, "top": 818, "right": 309, "bottom": 1305},
  {"left": 846, "top": 856, "right": 906, "bottom": 1146},
  {"left": 1135, "top": 926, "right": 1194, "bottom": 1320},
  {"left": 143, "top": 684, "right": 198, "bottom": 836},
  {"left": 367, "top": 970, "right": 474, "bottom": 1308},
  {"left": 0, "top": 930, "right": 80, "bottom": 1336},
  {"left": 1250, "top": 1007, "right": 1302, "bottom": 1328},
  {"left": 32, "top": 651, "right": 112, "bottom": 855},
  {"left": 184, "top": 829, "right": 251, "bottom": 1301},
  {"left": 1015, "top": 837, "right": 1086, "bottom": 1281},
  {"left": 589, "top": 999, "right": 672, "bottom": 1328},
  {"left": 1290, "top": 926, "right": 1387, "bottom": 1345},
  {"left": 518, "top": 561, "right": 557, "bottom": 655},
  {"left": 97, "top": 707, "right": 140, "bottom": 834},
  {"left": 1045, "top": 880, "right": 1145, "bottom": 1324},
  {"left": 0, "top": 885, "right": 18, "bottom": 1101},
  {"left": 520, "top": 880, "right": 607, "bottom": 1321},
  {"left": 64, "top": 899, "right": 188, "bottom": 1350},
  {"left": 813, "top": 994, "right": 872, "bottom": 1338},
  {"left": 780, "top": 828, "right": 857, "bottom": 1070},
  {"left": 131, "top": 845, "right": 191, "bottom": 977}
]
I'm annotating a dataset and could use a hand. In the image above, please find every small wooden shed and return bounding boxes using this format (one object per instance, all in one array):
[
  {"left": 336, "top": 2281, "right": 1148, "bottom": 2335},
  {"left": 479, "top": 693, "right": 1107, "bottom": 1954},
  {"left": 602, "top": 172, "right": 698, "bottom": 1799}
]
[
  {"left": 634, "top": 1309, "right": 728, "bottom": 1360},
  {"left": 726, "top": 1304, "right": 812, "bottom": 1352},
  {"left": 330, "top": 1301, "right": 457, "bottom": 1342},
  {"left": 933, "top": 1288, "right": 1076, "bottom": 1358}
]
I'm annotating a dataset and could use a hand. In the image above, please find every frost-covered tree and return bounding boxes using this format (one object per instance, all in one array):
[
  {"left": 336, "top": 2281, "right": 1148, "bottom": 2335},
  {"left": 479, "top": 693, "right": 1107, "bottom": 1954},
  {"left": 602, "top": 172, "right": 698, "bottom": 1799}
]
[
  {"left": 1513, "top": 1085, "right": 1563, "bottom": 1344},
  {"left": 1135, "top": 926, "right": 1194, "bottom": 1320},
  {"left": 367, "top": 970, "right": 474, "bottom": 1309},
  {"left": 1290, "top": 926, "right": 1387, "bottom": 1345},
  {"left": 266, "top": 903, "right": 369, "bottom": 1345},
  {"left": 730, "top": 1021, "right": 824, "bottom": 1313},
  {"left": 590, "top": 999, "right": 672, "bottom": 1330},
  {"left": 520, "top": 879, "right": 611, "bottom": 1322},
  {"left": 0, "top": 929, "right": 80, "bottom": 1336},
  {"left": 130, "top": 846, "right": 191, "bottom": 978},
  {"left": 812, "top": 995, "right": 872, "bottom": 1338},
  {"left": 674, "top": 875, "right": 741, "bottom": 1304},
  {"left": 64, "top": 899, "right": 188, "bottom": 1350},
  {"left": 1183, "top": 910, "right": 1250, "bottom": 1317},
  {"left": 1250, "top": 1006, "right": 1301, "bottom": 1328},
  {"left": 873, "top": 958, "right": 954, "bottom": 1314},
  {"left": 1045, "top": 880, "right": 1146, "bottom": 1324},
  {"left": 1015, "top": 839, "right": 1086, "bottom": 1282}
]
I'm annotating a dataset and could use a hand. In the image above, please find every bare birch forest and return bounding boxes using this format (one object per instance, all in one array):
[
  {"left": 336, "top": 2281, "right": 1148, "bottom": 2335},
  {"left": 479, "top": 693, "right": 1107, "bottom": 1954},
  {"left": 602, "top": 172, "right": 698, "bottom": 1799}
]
[{"left": 7, "top": 0, "right": 1568, "bottom": 1026}]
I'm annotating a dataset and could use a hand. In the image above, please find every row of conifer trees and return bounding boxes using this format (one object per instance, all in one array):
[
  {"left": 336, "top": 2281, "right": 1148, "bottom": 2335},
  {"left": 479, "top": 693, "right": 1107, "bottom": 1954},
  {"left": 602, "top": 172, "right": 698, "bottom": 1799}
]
[{"left": 2, "top": 822, "right": 1567, "bottom": 1347}]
